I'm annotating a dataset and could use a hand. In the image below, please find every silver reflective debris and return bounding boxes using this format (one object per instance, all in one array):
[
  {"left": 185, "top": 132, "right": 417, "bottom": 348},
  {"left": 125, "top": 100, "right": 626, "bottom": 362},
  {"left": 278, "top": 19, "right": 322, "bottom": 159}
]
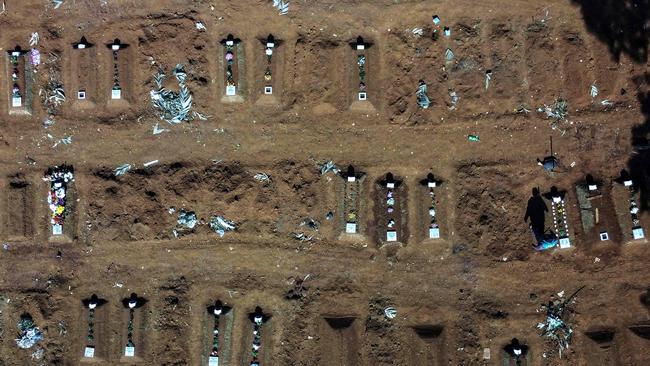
[
  {"left": 272, "top": 0, "right": 289, "bottom": 15},
  {"left": 590, "top": 84, "right": 598, "bottom": 98},
  {"left": 29, "top": 32, "right": 39, "bottom": 47},
  {"left": 319, "top": 160, "right": 339, "bottom": 175},
  {"left": 152, "top": 123, "right": 168, "bottom": 135},
  {"left": 195, "top": 22, "right": 207, "bottom": 31},
  {"left": 114, "top": 163, "right": 132, "bottom": 176},
  {"left": 445, "top": 48, "right": 454, "bottom": 61},
  {"left": 384, "top": 307, "right": 397, "bottom": 319},
  {"left": 485, "top": 71, "right": 492, "bottom": 90},
  {"left": 449, "top": 91, "right": 459, "bottom": 110},
  {"left": 411, "top": 27, "right": 424, "bottom": 37},
  {"left": 210, "top": 215, "right": 236, "bottom": 237},
  {"left": 253, "top": 173, "right": 271, "bottom": 182},
  {"left": 150, "top": 64, "right": 198, "bottom": 124},
  {"left": 52, "top": 0, "right": 63, "bottom": 9},
  {"left": 177, "top": 210, "right": 198, "bottom": 229},
  {"left": 538, "top": 98, "right": 568, "bottom": 120},
  {"left": 417, "top": 81, "right": 430, "bottom": 109}
]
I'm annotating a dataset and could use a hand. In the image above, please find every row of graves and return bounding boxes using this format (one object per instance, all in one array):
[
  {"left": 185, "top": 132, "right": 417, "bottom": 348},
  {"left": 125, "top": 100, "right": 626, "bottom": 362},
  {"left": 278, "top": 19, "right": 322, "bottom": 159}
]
[
  {"left": 535, "top": 170, "right": 646, "bottom": 251},
  {"left": 5, "top": 35, "right": 378, "bottom": 114},
  {"left": 76, "top": 294, "right": 272, "bottom": 365}
]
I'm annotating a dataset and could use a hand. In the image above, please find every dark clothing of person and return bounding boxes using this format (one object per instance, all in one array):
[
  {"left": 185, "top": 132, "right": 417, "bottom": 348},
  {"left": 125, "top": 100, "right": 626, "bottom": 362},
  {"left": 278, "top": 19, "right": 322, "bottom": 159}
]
[{"left": 525, "top": 195, "right": 548, "bottom": 239}]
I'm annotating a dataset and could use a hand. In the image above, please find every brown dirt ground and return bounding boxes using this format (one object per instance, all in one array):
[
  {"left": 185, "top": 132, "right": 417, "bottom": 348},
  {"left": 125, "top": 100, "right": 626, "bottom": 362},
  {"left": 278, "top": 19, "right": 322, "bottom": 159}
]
[{"left": 0, "top": 0, "right": 650, "bottom": 365}]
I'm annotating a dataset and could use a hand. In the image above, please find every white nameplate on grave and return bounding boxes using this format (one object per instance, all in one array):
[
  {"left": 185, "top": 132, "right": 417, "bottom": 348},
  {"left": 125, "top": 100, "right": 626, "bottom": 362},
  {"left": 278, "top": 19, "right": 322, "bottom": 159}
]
[
  {"left": 264, "top": 86, "right": 273, "bottom": 95},
  {"left": 266, "top": 42, "right": 275, "bottom": 48},
  {"left": 78, "top": 44, "right": 86, "bottom": 49},
  {"left": 632, "top": 227, "right": 645, "bottom": 240},
  {"left": 386, "top": 230, "right": 397, "bottom": 242},
  {"left": 226, "top": 40, "right": 234, "bottom": 46},
  {"left": 111, "top": 44, "right": 120, "bottom": 51},
  {"left": 345, "top": 222, "right": 357, "bottom": 234},
  {"left": 429, "top": 227, "right": 440, "bottom": 239},
  {"left": 52, "top": 224, "right": 63, "bottom": 235},
  {"left": 11, "top": 51, "right": 20, "bottom": 57},
  {"left": 624, "top": 180, "right": 633, "bottom": 187},
  {"left": 78, "top": 90, "right": 86, "bottom": 100},
  {"left": 358, "top": 92, "right": 367, "bottom": 101},
  {"left": 226, "top": 85, "right": 236, "bottom": 96},
  {"left": 347, "top": 176, "right": 356, "bottom": 182},
  {"left": 84, "top": 346, "right": 95, "bottom": 358},
  {"left": 552, "top": 196, "right": 561, "bottom": 204},
  {"left": 599, "top": 232, "right": 609, "bottom": 241},
  {"left": 387, "top": 182, "right": 395, "bottom": 189},
  {"left": 209, "top": 356, "right": 219, "bottom": 366},
  {"left": 588, "top": 184, "right": 598, "bottom": 191},
  {"left": 428, "top": 181, "right": 436, "bottom": 188},
  {"left": 124, "top": 346, "right": 135, "bottom": 357},
  {"left": 559, "top": 237, "right": 571, "bottom": 249},
  {"left": 356, "top": 44, "right": 365, "bottom": 50},
  {"left": 12, "top": 96, "right": 22, "bottom": 107},
  {"left": 111, "top": 88, "right": 121, "bottom": 100}
]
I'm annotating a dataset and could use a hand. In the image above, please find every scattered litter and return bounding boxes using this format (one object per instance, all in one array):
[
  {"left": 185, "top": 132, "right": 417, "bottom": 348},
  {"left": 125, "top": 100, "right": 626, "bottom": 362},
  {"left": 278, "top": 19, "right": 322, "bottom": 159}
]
[
  {"left": 272, "top": 0, "right": 289, "bottom": 15},
  {"left": 285, "top": 275, "right": 309, "bottom": 299},
  {"left": 432, "top": 15, "right": 440, "bottom": 25},
  {"left": 300, "top": 218, "right": 319, "bottom": 231},
  {"left": 445, "top": 48, "right": 454, "bottom": 61},
  {"left": 114, "top": 163, "right": 132, "bottom": 176},
  {"left": 253, "top": 173, "right": 271, "bottom": 182},
  {"left": 3, "top": 243, "right": 9, "bottom": 250},
  {"left": 113, "top": 282, "right": 124, "bottom": 288},
  {"left": 449, "top": 91, "right": 459, "bottom": 110},
  {"left": 537, "top": 286, "right": 584, "bottom": 358},
  {"left": 485, "top": 70, "right": 492, "bottom": 90},
  {"left": 411, "top": 27, "right": 424, "bottom": 37},
  {"left": 443, "top": 27, "right": 451, "bottom": 37},
  {"left": 195, "top": 22, "right": 207, "bottom": 31},
  {"left": 143, "top": 160, "right": 159, "bottom": 167},
  {"left": 601, "top": 99, "right": 613, "bottom": 106},
  {"left": 151, "top": 64, "right": 200, "bottom": 124},
  {"left": 416, "top": 80, "right": 430, "bottom": 109},
  {"left": 468, "top": 134, "right": 480, "bottom": 142},
  {"left": 292, "top": 232, "right": 313, "bottom": 242},
  {"left": 590, "top": 84, "right": 598, "bottom": 98},
  {"left": 29, "top": 32, "right": 39, "bottom": 47},
  {"left": 319, "top": 160, "right": 339, "bottom": 175},
  {"left": 16, "top": 315, "right": 44, "bottom": 349},
  {"left": 483, "top": 348, "right": 491, "bottom": 359},
  {"left": 152, "top": 123, "right": 168, "bottom": 135},
  {"left": 594, "top": 257, "right": 600, "bottom": 263},
  {"left": 570, "top": 161, "right": 576, "bottom": 168},
  {"left": 538, "top": 98, "right": 568, "bottom": 121},
  {"left": 325, "top": 211, "right": 334, "bottom": 220},
  {"left": 209, "top": 215, "right": 236, "bottom": 237},
  {"left": 177, "top": 210, "right": 198, "bottom": 230},
  {"left": 168, "top": 207, "right": 176, "bottom": 215},
  {"left": 52, "top": 0, "right": 63, "bottom": 9},
  {"left": 0, "top": 1, "right": 5, "bottom": 15},
  {"left": 52, "top": 135, "right": 72, "bottom": 147},
  {"left": 31, "top": 347, "right": 44, "bottom": 360},
  {"left": 384, "top": 307, "right": 397, "bottom": 319},
  {"left": 43, "top": 116, "right": 56, "bottom": 127},
  {"left": 515, "top": 105, "right": 531, "bottom": 114}
]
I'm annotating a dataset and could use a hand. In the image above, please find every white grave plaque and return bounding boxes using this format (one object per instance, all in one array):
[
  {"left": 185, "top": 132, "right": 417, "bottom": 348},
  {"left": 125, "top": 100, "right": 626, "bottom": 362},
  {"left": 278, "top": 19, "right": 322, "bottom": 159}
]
[
  {"left": 624, "top": 180, "right": 633, "bottom": 187},
  {"left": 428, "top": 181, "right": 436, "bottom": 188},
  {"left": 429, "top": 227, "right": 440, "bottom": 239},
  {"left": 78, "top": 90, "right": 86, "bottom": 100},
  {"left": 111, "top": 44, "right": 120, "bottom": 51},
  {"left": 345, "top": 222, "right": 357, "bottom": 234},
  {"left": 386, "top": 182, "right": 395, "bottom": 189},
  {"left": 11, "top": 96, "right": 22, "bottom": 107},
  {"left": 599, "top": 232, "right": 609, "bottom": 241},
  {"left": 266, "top": 42, "right": 275, "bottom": 48},
  {"left": 226, "top": 85, "right": 236, "bottom": 96},
  {"left": 226, "top": 40, "right": 234, "bottom": 46},
  {"left": 78, "top": 44, "right": 86, "bottom": 49},
  {"left": 84, "top": 346, "right": 95, "bottom": 358},
  {"left": 209, "top": 356, "right": 219, "bottom": 366},
  {"left": 356, "top": 44, "right": 365, "bottom": 50},
  {"left": 124, "top": 346, "right": 135, "bottom": 357},
  {"left": 358, "top": 92, "right": 367, "bottom": 101},
  {"left": 386, "top": 230, "right": 397, "bottom": 242},
  {"left": 264, "top": 86, "right": 273, "bottom": 95},
  {"left": 52, "top": 224, "right": 63, "bottom": 235},
  {"left": 347, "top": 176, "right": 356, "bottom": 182},
  {"left": 111, "top": 88, "right": 121, "bottom": 100},
  {"left": 588, "top": 184, "right": 598, "bottom": 191},
  {"left": 632, "top": 227, "right": 645, "bottom": 240},
  {"left": 559, "top": 237, "right": 571, "bottom": 249}
]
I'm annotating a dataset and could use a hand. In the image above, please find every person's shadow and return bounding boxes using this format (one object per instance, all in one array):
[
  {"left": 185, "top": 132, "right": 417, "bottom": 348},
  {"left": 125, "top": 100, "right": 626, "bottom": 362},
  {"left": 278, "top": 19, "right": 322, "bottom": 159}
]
[{"left": 524, "top": 187, "right": 548, "bottom": 238}]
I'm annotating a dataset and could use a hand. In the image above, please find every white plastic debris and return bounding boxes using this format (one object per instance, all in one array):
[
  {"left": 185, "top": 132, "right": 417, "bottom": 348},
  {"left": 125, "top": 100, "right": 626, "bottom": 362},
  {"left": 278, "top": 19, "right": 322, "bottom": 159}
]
[
  {"left": 177, "top": 210, "right": 198, "bottom": 229},
  {"left": 253, "top": 173, "right": 271, "bottom": 182},
  {"left": 195, "top": 22, "right": 207, "bottom": 31},
  {"left": 485, "top": 71, "right": 492, "bottom": 90},
  {"left": 384, "top": 307, "right": 397, "bottom": 319},
  {"left": 590, "top": 84, "right": 598, "bottom": 98},
  {"left": 319, "top": 160, "right": 339, "bottom": 175},
  {"left": 449, "top": 91, "right": 459, "bottom": 110},
  {"left": 16, "top": 317, "right": 43, "bottom": 349},
  {"left": 29, "top": 32, "right": 39, "bottom": 47},
  {"left": 272, "top": 0, "right": 289, "bottom": 15},
  {"left": 445, "top": 48, "right": 454, "bottom": 61},
  {"left": 601, "top": 99, "right": 613, "bottom": 106},
  {"left": 417, "top": 81, "right": 430, "bottom": 109},
  {"left": 411, "top": 27, "right": 424, "bottom": 37},
  {"left": 143, "top": 160, "right": 159, "bottom": 167},
  {"left": 210, "top": 215, "right": 236, "bottom": 237},
  {"left": 114, "top": 164, "right": 132, "bottom": 176},
  {"left": 152, "top": 123, "right": 168, "bottom": 135},
  {"left": 52, "top": 0, "right": 63, "bottom": 9}
]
